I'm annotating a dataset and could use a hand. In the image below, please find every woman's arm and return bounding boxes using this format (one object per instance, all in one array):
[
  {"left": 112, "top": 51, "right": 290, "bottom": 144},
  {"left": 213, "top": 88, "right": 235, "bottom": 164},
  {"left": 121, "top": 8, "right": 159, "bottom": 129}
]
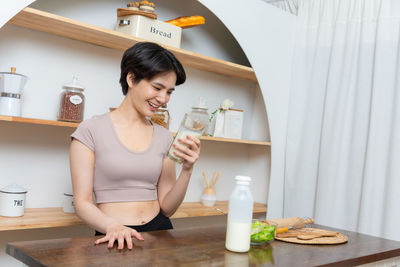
[
  {"left": 157, "top": 135, "right": 201, "bottom": 217},
  {"left": 70, "top": 139, "right": 143, "bottom": 249}
]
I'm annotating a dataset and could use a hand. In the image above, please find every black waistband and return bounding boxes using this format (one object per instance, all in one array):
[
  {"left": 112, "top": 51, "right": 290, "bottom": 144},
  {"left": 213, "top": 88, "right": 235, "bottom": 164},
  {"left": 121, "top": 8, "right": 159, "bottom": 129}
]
[{"left": 95, "top": 210, "right": 173, "bottom": 235}]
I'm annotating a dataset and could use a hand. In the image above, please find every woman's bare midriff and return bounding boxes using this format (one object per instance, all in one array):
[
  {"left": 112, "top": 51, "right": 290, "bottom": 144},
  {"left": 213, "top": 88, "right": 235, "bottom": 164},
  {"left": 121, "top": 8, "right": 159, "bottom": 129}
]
[{"left": 98, "top": 200, "right": 160, "bottom": 226}]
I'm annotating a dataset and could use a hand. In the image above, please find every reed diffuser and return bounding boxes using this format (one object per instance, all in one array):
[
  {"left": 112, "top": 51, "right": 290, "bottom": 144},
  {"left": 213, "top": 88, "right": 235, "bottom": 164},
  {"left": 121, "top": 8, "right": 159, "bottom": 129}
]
[{"left": 200, "top": 171, "right": 220, "bottom": 207}]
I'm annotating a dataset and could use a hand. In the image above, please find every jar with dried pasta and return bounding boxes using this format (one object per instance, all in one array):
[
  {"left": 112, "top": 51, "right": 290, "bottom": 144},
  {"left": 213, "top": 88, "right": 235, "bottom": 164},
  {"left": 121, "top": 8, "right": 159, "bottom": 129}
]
[
  {"left": 151, "top": 104, "right": 170, "bottom": 129},
  {"left": 58, "top": 76, "right": 85, "bottom": 122}
]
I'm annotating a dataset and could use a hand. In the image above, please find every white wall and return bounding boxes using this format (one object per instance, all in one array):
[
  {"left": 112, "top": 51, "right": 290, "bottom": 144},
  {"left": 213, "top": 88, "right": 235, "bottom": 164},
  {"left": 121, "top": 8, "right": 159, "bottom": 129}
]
[
  {"left": 0, "top": 0, "right": 33, "bottom": 29},
  {"left": 0, "top": 1, "right": 270, "bottom": 265},
  {"left": 197, "top": 0, "right": 297, "bottom": 218}
]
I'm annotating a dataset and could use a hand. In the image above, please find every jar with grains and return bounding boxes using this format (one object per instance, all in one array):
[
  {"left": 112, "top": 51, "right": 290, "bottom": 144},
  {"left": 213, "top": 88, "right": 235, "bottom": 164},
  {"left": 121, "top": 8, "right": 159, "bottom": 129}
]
[
  {"left": 58, "top": 76, "right": 85, "bottom": 122},
  {"left": 151, "top": 104, "right": 170, "bottom": 129}
]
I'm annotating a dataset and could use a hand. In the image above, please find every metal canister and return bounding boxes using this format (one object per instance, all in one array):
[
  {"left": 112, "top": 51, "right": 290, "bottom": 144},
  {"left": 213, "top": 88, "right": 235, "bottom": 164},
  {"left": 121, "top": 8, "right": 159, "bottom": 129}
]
[{"left": 0, "top": 184, "right": 27, "bottom": 217}]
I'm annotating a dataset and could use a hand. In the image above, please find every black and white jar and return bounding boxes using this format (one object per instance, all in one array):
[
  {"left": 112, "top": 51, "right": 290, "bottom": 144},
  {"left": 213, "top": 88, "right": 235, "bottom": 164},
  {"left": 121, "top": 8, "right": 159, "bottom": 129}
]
[{"left": 0, "top": 184, "right": 27, "bottom": 217}]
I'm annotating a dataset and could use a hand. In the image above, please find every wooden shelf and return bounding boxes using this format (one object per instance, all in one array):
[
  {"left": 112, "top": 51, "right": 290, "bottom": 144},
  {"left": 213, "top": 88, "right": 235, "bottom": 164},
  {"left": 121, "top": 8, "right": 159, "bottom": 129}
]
[
  {"left": 8, "top": 7, "right": 257, "bottom": 82},
  {"left": 200, "top": 135, "right": 270, "bottom": 146},
  {"left": 0, "top": 201, "right": 266, "bottom": 231},
  {"left": 0, "top": 115, "right": 79, "bottom": 128},
  {"left": 0, "top": 116, "right": 271, "bottom": 146}
]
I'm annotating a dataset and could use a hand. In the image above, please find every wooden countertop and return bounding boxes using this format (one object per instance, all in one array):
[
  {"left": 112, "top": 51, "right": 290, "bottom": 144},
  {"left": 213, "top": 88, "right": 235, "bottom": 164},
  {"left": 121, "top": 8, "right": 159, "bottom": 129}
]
[{"left": 6, "top": 224, "right": 400, "bottom": 266}]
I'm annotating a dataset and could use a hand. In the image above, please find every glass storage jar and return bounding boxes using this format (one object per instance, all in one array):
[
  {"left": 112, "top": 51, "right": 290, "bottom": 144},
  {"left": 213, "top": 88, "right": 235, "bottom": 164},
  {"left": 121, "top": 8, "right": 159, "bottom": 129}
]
[
  {"left": 167, "top": 113, "right": 205, "bottom": 163},
  {"left": 58, "top": 75, "right": 85, "bottom": 122},
  {"left": 151, "top": 104, "right": 170, "bottom": 129},
  {"left": 190, "top": 97, "right": 209, "bottom": 136}
]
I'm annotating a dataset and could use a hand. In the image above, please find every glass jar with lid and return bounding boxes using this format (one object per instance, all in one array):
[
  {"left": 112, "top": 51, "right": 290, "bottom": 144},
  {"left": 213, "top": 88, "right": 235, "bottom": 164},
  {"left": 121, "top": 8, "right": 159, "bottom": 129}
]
[
  {"left": 151, "top": 104, "right": 170, "bottom": 129},
  {"left": 167, "top": 113, "right": 204, "bottom": 163},
  {"left": 58, "top": 75, "right": 85, "bottom": 122},
  {"left": 190, "top": 97, "right": 209, "bottom": 136}
]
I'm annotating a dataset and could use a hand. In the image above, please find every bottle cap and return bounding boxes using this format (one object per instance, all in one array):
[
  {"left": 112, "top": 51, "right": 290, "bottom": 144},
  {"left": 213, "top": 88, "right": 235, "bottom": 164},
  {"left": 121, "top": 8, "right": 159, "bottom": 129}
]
[
  {"left": 235, "top": 175, "right": 251, "bottom": 185},
  {"left": 192, "top": 97, "right": 208, "bottom": 110}
]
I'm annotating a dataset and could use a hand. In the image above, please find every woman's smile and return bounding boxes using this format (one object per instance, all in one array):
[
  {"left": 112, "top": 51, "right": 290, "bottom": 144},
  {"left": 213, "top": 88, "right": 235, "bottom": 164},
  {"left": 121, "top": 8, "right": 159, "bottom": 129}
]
[{"left": 148, "top": 101, "right": 160, "bottom": 112}]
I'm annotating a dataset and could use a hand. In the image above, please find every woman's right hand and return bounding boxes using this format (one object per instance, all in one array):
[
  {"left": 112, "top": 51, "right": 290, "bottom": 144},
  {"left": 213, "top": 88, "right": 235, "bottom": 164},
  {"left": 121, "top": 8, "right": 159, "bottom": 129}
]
[{"left": 94, "top": 223, "right": 144, "bottom": 250}]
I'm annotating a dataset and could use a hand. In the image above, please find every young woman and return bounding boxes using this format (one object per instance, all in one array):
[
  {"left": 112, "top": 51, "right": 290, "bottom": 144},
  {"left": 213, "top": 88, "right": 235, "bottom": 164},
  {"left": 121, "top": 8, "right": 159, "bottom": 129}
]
[{"left": 69, "top": 42, "right": 200, "bottom": 250}]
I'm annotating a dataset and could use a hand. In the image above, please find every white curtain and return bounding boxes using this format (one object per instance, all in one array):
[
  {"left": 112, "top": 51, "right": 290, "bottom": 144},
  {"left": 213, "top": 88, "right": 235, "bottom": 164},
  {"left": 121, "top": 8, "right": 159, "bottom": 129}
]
[
  {"left": 284, "top": 0, "right": 400, "bottom": 241},
  {"left": 265, "top": 0, "right": 299, "bottom": 15}
]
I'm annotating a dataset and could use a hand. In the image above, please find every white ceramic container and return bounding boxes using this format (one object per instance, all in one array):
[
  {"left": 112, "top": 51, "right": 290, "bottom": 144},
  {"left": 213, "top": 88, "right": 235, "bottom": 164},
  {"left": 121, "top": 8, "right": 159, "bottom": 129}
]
[
  {"left": 63, "top": 193, "right": 75, "bottom": 213},
  {"left": 115, "top": 15, "right": 182, "bottom": 48},
  {"left": 0, "top": 70, "right": 28, "bottom": 116},
  {"left": 0, "top": 95, "right": 21, "bottom": 116},
  {"left": 201, "top": 193, "right": 217, "bottom": 207},
  {"left": 0, "top": 184, "right": 27, "bottom": 217}
]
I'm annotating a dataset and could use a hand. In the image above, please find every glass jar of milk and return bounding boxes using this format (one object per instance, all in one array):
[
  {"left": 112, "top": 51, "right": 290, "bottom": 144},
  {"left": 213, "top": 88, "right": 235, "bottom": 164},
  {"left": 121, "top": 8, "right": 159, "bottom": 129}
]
[
  {"left": 167, "top": 113, "right": 206, "bottom": 163},
  {"left": 225, "top": 176, "right": 254, "bottom": 253}
]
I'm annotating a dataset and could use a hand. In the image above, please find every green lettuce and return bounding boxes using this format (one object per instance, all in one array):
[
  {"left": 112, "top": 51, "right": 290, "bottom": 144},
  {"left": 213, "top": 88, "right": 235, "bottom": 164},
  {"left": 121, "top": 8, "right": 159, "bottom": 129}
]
[{"left": 251, "top": 220, "right": 276, "bottom": 243}]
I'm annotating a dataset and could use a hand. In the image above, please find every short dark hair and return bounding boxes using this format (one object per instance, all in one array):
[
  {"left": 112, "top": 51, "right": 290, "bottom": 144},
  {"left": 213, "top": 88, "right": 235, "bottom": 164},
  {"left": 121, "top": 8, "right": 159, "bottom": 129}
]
[{"left": 119, "top": 42, "right": 186, "bottom": 95}]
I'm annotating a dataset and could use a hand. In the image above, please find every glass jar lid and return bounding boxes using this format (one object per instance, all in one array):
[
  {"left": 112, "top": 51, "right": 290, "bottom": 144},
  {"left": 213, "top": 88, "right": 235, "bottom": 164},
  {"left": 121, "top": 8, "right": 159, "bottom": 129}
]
[
  {"left": 235, "top": 175, "right": 251, "bottom": 185},
  {"left": 192, "top": 97, "right": 208, "bottom": 110},
  {"left": 63, "top": 75, "right": 85, "bottom": 91}
]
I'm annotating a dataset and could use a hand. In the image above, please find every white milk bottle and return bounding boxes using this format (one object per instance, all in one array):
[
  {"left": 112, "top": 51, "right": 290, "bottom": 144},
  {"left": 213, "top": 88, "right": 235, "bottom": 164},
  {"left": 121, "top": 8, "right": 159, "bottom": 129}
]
[{"left": 225, "top": 176, "right": 253, "bottom": 253}]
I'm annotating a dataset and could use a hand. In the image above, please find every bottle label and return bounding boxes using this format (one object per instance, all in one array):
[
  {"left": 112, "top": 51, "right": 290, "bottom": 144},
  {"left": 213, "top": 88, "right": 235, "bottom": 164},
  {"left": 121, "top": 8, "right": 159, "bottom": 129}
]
[{"left": 69, "top": 95, "right": 82, "bottom": 105}]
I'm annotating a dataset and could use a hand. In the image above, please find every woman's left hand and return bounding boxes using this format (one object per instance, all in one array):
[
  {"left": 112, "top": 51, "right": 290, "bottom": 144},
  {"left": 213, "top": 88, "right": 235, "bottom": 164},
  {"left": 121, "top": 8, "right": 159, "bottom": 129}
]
[{"left": 172, "top": 135, "right": 201, "bottom": 171}]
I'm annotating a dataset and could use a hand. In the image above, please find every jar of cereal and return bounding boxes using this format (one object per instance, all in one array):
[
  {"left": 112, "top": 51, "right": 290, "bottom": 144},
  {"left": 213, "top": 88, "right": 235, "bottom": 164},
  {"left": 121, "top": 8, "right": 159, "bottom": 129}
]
[{"left": 58, "top": 75, "right": 85, "bottom": 122}]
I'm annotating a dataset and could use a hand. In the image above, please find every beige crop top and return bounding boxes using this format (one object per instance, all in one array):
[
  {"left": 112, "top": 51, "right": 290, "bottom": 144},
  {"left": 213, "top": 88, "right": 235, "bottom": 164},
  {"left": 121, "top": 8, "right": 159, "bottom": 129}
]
[{"left": 71, "top": 113, "right": 174, "bottom": 203}]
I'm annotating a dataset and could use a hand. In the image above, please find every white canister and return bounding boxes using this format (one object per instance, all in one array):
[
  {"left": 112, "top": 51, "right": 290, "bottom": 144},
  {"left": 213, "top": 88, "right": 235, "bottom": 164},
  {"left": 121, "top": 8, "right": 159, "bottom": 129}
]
[
  {"left": 200, "top": 193, "right": 217, "bottom": 207},
  {"left": 0, "top": 184, "right": 27, "bottom": 217},
  {"left": 115, "top": 15, "right": 182, "bottom": 48},
  {"left": 63, "top": 193, "right": 75, "bottom": 213},
  {"left": 0, "top": 94, "right": 21, "bottom": 116}
]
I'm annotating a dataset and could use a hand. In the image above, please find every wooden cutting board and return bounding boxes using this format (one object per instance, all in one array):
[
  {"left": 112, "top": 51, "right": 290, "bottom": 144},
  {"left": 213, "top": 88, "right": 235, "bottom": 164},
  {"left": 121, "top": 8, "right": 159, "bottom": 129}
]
[{"left": 275, "top": 228, "right": 348, "bottom": 245}]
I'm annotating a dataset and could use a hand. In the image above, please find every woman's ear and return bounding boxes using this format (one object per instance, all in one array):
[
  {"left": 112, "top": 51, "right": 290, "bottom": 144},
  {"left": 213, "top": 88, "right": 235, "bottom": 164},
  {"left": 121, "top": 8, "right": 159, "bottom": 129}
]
[{"left": 126, "top": 72, "right": 135, "bottom": 88}]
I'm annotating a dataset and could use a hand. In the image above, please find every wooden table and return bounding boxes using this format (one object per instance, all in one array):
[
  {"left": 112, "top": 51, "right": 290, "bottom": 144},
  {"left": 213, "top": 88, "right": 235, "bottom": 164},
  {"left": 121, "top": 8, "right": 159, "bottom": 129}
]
[{"left": 6, "top": 224, "right": 400, "bottom": 266}]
